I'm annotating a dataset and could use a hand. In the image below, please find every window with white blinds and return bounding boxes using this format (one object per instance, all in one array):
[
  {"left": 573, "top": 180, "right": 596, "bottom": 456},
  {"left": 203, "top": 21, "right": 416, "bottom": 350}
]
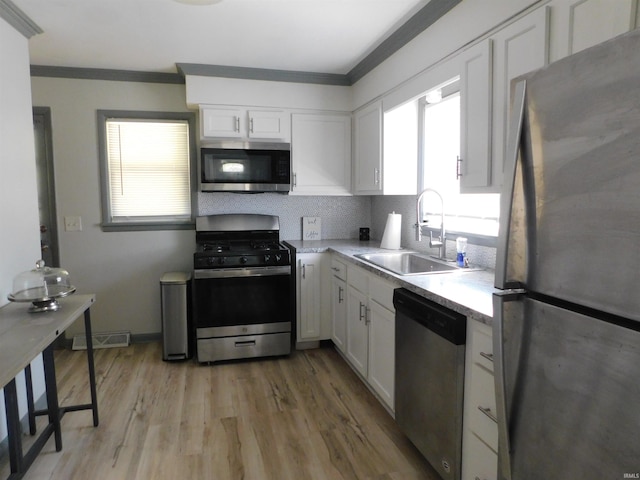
[{"left": 98, "top": 111, "right": 195, "bottom": 231}]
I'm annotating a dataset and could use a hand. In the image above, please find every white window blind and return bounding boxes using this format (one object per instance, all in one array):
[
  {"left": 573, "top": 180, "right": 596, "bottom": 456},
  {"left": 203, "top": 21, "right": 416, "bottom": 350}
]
[{"left": 105, "top": 119, "right": 191, "bottom": 221}]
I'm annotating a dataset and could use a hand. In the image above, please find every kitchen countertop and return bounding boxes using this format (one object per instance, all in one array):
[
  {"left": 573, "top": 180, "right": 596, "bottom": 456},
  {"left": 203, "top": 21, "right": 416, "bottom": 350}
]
[{"left": 284, "top": 239, "right": 496, "bottom": 325}]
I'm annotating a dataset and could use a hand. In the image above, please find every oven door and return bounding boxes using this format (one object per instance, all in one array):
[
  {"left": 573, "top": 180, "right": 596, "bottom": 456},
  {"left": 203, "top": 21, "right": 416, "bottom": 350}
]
[{"left": 193, "top": 266, "right": 292, "bottom": 337}]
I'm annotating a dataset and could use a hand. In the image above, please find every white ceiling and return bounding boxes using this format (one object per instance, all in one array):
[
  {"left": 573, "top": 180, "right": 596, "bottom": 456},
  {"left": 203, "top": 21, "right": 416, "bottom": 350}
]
[{"left": 12, "top": 0, "right": 433, "bottom": 77}]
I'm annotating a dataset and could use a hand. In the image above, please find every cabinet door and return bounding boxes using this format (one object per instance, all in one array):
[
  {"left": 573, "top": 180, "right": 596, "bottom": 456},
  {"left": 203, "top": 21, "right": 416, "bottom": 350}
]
[
  {"left": 247, "top": 109, "right": 287, "bottom": 140},
  {"left": 201, "top": 107, "right": 243, "bottom": 138},
  {"left": 548, "top": 0, "right": 638, "bottom": 62},
  {"left": 291, "top": 113, "right": 351, "bottom": 195},
  {"left": 297, "top": 255, "right": 321, "bottom": 341},
  {"left": 459, "top": 39, "right": 493, "bottom": 192},
  {"left": 490, "top": 8, "right": 549, "bottom": 190},
  {"left": 346, "top": 285, "right": 369, "bottom": 377},
  {"left": 368, "top": 300, "right": 395, "bottom": 411},
  {"left": 354, "top": 101, "right": 382, "bottom": 194},
  {"left": 331, "top": 276, "right": 347, "bottom": 352}
]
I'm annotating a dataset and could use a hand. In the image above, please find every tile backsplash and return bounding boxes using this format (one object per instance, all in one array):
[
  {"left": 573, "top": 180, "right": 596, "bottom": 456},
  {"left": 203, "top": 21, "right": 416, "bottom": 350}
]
[
  {"left": 197, "top": 193, "right": 496, "bottom": 270},
  {"left": 198, "top": 193, "right": 371, "bottom": 241}
]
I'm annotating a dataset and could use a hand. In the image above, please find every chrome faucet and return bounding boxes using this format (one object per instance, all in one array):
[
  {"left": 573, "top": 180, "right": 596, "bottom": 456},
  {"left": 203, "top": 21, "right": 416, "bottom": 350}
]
[{"left": 415, "top": 188, "right": 446, "bottom": 259}]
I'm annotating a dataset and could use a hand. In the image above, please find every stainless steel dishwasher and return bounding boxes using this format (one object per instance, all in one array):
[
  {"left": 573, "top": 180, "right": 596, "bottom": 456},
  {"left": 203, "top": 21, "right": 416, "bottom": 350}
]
[{"left": 393, "top": 288, "right": 466, "bottom": 480}]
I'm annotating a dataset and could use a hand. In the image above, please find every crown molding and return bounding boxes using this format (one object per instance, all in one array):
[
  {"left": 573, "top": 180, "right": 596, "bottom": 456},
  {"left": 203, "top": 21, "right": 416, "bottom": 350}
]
[
  {"left": 0, "top": 0, "right": 42, "bottom": 38},
  {"left": 30, "top": 65, "right": 184, "bottom": 84},
  {"left": 176, "top": 63, "right": 350, "bottom": 86},
  {"left": 347, "top": 0, "right": 462, "bottom": 84}
]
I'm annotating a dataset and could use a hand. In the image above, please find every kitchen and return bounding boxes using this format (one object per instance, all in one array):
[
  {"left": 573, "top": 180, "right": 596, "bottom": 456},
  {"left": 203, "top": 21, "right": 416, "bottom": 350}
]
[{"left": 1, "top": 0, "right": 640, "bottom": 479}]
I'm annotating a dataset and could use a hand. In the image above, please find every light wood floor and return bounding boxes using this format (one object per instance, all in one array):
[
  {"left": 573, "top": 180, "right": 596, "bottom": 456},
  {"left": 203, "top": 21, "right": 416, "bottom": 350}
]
[{"left": 1, "top": 342, "right": 440, "bottom": 480}]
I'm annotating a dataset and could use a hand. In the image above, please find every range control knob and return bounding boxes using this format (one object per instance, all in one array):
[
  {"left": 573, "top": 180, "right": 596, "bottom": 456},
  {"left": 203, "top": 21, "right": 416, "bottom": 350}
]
[
  {"left": 240, "top": 256, "right": 248, "bottom": 264},
  {"left": 218, "top": 257, "right": 226, "bottom": 265},
  {"left": 207, "top": 257, "right": 216, "bottom": 266},
  {"left": 275, "top": 254, "right": 282, "bottom": 263},
  {"left": 264, "top": 254, "right": 271, "bottom": 263}
]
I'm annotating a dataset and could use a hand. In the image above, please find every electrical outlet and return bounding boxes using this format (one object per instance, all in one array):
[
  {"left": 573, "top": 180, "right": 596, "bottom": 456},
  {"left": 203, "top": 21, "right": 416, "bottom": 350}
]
[{"left": 64, "top": 216, "right": 82, "bottom": 232}]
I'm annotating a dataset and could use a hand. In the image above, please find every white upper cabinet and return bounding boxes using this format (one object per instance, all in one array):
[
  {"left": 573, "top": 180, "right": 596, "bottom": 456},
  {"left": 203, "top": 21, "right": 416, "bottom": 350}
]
[
  {"left": 458, "top": 40, "right": 492, "bottom": 192},
  {"left": 489, "top": 7, "right": 549, "bottom": 191},
  {"left": 200, "top": 106, "right": 289, "bottom": 141},
  {"left": 354, "top": 99, "right": 417, "bottom": 195},
  {"left": 548, "top": 0, "right": 638, "bottom": 62},
  {"left": 290, "top": 113, "right": 351, "bottom": 196},
  {"left": 353, "top": 101, "right": 383, "bottom": 194}
]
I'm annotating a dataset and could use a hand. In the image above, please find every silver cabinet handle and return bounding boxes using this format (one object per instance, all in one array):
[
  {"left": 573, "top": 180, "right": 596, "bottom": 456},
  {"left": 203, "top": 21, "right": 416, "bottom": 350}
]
[
  {"left": 292, "top": 173, "right": 297, "bottom": 188},
  {"left": 332, "top": 267, "right": 340, "bottom": 272},
  {"left": 359, "top": 302, "right": 366, "bottom": 321},
  {"left": 302, "top": 264, "right": 306, "bottom": 279},
  {"left": 478, "top": 405, "right": 497, "bottom": 423},
  {"left": 374, "top": 167, "right": 380, "bottom": 185},
  {"left": 250, "top": 117, "right": 254, "bottom": 133},
  {"left": 456, "top": 155, "right": 463, "bottom": 179},
  {"left": 235, "top": 116, "right": 240, "bottom": 132},
  {"left": 479, "top": 351, "right": 494, "bottom": 362}
]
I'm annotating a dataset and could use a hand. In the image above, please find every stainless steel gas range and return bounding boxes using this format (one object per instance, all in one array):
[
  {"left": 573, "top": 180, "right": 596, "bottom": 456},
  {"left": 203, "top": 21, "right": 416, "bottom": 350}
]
[{"left": 192, "top": 214, "right": 292, "bottom": 363}]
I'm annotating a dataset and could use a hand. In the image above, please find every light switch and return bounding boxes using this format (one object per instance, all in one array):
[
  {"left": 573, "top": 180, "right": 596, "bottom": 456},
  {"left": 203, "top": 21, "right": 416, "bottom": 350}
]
[{"left": 64, "top": 216, "right": 82, "bottom": 232}]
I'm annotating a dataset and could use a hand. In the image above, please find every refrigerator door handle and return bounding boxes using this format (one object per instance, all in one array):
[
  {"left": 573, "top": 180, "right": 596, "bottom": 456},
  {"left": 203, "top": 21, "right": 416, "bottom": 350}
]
[
  {"left": 493, "top": 291, "right": 518, "bottom": 480},
  {"left": 495, "top": 79, "right": 527, "bottom": 290}
]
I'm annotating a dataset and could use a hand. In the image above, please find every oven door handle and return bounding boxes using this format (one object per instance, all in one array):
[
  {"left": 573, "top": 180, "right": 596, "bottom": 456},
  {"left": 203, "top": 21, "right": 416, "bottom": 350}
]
[{"left": 193, "top": 266, "right": 291, "bottom": 279}]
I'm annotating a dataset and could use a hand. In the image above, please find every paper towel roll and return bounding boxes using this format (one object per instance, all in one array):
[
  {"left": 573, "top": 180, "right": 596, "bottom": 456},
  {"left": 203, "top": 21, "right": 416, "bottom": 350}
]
[{"left": 380, "top": 212, "right": 402, "bottom": 250}]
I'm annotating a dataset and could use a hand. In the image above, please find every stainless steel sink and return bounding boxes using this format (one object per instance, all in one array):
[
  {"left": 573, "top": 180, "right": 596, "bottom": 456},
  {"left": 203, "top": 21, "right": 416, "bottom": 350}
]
[{"left": 355, "top": 251, "right": 460, "bottom": 275}]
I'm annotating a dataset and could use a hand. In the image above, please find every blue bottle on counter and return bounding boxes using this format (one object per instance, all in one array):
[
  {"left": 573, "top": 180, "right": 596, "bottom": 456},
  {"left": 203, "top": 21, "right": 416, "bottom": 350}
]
[{"left": 456, "top": 237, "right": 467, "bottom": 268}]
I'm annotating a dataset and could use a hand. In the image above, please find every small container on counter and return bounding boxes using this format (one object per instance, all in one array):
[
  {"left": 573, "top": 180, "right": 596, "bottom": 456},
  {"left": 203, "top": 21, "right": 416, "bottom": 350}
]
[{"left": 456, "top": 237, "right": 467, "bottom": 268}]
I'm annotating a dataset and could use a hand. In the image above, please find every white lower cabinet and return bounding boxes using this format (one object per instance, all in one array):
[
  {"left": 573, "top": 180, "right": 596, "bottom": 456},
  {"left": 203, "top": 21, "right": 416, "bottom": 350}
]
[
  {"left": 346, "top": 284, "right": 369, "bottom": 377},
  {"left": 330, "top": 257, "right": 347, "bottom": 352},
  {"left": 461, "top": 320, "right": 498, "bottom": 480},
  {"left": 342, "top": 263, "right": 396, "bottom": 412},
  {"left": 367, "top": 298, "right": 395, "bottom": 410},
  {"left": 296, "top": 253, "right": 330, "bottom": 345}
]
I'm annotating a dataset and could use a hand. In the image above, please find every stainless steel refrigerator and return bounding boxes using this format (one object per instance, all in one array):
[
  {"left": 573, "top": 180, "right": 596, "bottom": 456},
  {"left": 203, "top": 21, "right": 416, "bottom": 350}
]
[{"left": 493, "top": 28, "right": 640, "bottom": 480}]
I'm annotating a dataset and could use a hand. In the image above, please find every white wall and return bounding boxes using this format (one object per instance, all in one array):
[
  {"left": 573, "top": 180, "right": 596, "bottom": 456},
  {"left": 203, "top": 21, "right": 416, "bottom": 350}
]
[
  {"left": 30, "top": 77, "right": 196, "bottom": 337},
  {"left": 0, "top": 15, "right": 45, "bottom": 442},
  {"left": 352, "top": 0, "right": 540, "bottom": 110},
  {"left": 185, "top": 75, "right": 352, "bottom": 111}
]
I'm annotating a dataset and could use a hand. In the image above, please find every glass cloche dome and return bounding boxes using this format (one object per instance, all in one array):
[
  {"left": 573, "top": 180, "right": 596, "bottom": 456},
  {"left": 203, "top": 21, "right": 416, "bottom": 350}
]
[{"left": 8, "top": 260, "right": 76, "bottom": 312}]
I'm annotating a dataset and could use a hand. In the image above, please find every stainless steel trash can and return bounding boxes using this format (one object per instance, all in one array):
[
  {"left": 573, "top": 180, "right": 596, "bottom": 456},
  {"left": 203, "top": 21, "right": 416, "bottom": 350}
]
[{"left": 160, "top": 272, "right": 191, "bottom": 361}]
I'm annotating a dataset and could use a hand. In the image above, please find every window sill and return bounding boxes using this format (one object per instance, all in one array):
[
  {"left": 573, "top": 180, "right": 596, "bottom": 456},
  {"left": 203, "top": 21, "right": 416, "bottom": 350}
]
[{"left": 423, "top": 226, "right": 497, "bottom": 248}]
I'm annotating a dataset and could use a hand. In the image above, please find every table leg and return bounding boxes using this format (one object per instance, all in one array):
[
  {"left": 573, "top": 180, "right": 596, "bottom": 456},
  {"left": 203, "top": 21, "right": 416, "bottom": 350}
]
[
  {"left": 43, "top": 344, "right": 62, "bottom": 452},
  {"left": 24, "top": 364, "right": 37, "bottom": 435},
  {"left": 3, "top": 379, "right": 24, "bottom": 475},
  {"left": 84, "top": 308, "right": 99, "bottom": 427}
]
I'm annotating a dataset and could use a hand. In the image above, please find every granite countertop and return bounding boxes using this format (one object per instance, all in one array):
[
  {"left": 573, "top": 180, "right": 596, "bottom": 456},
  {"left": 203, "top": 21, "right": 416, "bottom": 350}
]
[{"left": 284, "top": 239, "right": 496, "bottom": 325}]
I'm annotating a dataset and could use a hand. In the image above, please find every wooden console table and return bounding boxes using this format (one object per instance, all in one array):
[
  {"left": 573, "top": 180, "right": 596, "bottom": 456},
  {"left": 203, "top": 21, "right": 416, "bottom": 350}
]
[{"left": 0, "top": 294, "right": 98, "bottom": 479}]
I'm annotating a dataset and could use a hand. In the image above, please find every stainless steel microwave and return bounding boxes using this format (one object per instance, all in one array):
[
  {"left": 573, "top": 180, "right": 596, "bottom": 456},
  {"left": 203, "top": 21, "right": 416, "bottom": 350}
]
[{"left": 199, "top": 142, "right": 291, "bottom": 193}]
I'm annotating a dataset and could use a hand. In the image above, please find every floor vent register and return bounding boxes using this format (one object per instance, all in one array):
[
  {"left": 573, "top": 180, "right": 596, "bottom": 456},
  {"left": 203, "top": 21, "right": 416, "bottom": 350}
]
[{"left": 72, "top": 331, "right": 131, "bottom": 350}]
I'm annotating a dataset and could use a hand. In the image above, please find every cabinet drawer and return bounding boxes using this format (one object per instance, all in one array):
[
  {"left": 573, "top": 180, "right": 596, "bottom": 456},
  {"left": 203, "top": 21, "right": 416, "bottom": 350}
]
[
  {"left": 331, "top": 258, "right": 347, "bottom": 280},
  {"left": 468, "top": 364, "right": 498, "bottom": 451},
  {"left": 347, "top": 265, "right": 368, "bottom": 294},
  {"left": 471, "top": 322, "right": 494, "bottom": 373},
  {"left": 369, "top": 275, "right": 396, "bottom": 312}
]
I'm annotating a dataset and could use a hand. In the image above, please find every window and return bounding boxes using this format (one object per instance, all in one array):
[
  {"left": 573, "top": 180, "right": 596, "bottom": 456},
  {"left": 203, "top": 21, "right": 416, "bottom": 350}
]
[
  {"left": 98, "top": 111, "right": 196, "bottom": 231},
  {"left": 419, "top": 82, "right": 499, "bottom": 238}
]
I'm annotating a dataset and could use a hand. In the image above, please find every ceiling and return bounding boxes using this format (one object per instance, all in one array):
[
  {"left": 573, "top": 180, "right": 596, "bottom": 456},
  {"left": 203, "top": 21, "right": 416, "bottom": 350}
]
[{"left": 9, "top": 0, "right": 457, "bottom": 82}]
